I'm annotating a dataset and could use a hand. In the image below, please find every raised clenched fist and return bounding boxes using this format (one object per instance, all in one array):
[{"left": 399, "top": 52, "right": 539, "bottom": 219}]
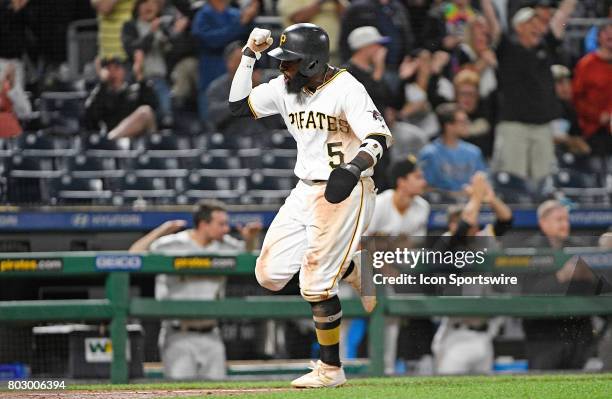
[{"left": 246, "top": 28, "right": 274, "bottom": 56}]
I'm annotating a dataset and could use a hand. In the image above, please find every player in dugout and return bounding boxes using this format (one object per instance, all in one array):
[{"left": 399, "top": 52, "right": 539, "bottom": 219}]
[{"left": 228, "top": 23, "right": 392, "bottom": 387}]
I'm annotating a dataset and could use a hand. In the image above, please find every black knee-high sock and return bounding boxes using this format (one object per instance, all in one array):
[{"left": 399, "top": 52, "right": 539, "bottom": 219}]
[{"left": 310, "top": 296, "right": 342, "bottom": 367}]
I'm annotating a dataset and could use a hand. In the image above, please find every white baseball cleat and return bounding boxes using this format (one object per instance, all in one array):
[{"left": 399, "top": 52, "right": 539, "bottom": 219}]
[
  {"left": 343, "top": 252, "right": 377, "bottom": 313},
  {"left": 291, "top": 360, "right": 347, "bottom": 388}
]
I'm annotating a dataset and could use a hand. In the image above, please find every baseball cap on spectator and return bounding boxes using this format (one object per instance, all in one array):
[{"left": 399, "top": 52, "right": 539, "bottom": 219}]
[
  {"left": 101, "top": 56, "right": 125, "bottom": 67},
  {"left": 512, "top": 7, "right": 536, "bottom": 29},
  {"left": 550, "top": 64, "right": 571, "bottom": 81},
  {"left": 348, "top": 26, "right": 390, "bottom": 51}
]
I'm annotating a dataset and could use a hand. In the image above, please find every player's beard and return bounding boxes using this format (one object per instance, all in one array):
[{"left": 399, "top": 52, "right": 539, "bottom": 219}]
[{"left": 286, "top": 72, "right": 311, "bottom": 103}]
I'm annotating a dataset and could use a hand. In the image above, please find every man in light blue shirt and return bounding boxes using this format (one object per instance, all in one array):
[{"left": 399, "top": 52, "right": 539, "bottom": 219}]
[{"left": 418, "top": 102, "right": 487, "bottom": 194}]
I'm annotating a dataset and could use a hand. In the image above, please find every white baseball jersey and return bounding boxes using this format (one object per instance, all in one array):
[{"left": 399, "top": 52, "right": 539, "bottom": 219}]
[
  {"left": 366, "top": 189, "right": 430, "bottom": 236},
  {"left": 247, "top": 70, "right": 392, "bottom": 180}
]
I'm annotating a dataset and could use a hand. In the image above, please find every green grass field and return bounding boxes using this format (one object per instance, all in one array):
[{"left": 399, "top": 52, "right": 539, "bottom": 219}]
[{"left": 63, "top": 373, "right": 612, "bottom": 399}]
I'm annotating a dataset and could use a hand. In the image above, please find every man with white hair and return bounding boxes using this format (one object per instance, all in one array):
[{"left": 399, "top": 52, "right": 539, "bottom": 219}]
[
  {"left": 521, "top": 199, "right": 595, "bottom": 370},
  {"left": 480, "top": 0, "right": 577, "bottom": 183}
]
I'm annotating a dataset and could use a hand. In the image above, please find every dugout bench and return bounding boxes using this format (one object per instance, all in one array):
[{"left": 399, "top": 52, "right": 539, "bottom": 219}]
[{"left": 1, "top": 250, "right": 612, "bottom": 383}]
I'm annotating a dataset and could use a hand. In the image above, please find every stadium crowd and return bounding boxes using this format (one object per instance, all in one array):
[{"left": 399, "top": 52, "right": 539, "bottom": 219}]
[{"left": 0, "top": 0, "right": 611, "bottom": 205}]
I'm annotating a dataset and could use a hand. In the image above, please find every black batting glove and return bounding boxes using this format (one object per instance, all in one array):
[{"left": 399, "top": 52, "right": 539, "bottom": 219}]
[{"left": 324, "top": 163, "right": 361, "bottom": 204}]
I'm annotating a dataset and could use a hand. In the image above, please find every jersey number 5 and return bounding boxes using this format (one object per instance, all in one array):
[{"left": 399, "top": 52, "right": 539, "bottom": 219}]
[{"left": 327, "top": 142, "right": 345, "bottom": 168}]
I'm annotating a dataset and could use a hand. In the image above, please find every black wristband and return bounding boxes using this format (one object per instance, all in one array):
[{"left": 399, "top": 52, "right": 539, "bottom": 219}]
[
  {"left": 349, "top": 154, "right": 370, "bottom": 172},
  {"left": 242, "top": 47, "right": 257, "bottom": 59}
]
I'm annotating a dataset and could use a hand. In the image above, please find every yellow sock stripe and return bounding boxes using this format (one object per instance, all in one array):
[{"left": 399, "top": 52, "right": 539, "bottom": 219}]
[{"left": 315, "top": 326, "right": 341, "bottom": 346}]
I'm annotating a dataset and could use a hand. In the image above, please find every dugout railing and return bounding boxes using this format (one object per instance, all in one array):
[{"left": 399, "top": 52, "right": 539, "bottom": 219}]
[{"left": 1, "top": 250, "right": 612, "bottom": 383}]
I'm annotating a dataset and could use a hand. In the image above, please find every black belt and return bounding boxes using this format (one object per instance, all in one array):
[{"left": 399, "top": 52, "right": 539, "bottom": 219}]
[{"left": 301, "top": 179, "right": 327, "bottom": 186}]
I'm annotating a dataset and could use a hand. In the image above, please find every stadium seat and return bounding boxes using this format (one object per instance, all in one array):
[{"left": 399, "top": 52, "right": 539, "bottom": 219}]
[
  {"left": 39, "top": 91, "right": 87, "bottom": 135},
  {"left": 8, "top": 155, "right": 62, "bottom": 179},
  {"left": 6, "top": 154, "right": 63, "bottom": 204},
  {"left": 237, "top": 148, "right": 263, "bottom": 169},
  {"left": 18, "top": 132, "right": 74, "bottom": 157},
  {"left": 139, "top": 131, "right": 200, "bottom": 158},
  {"left": 423, "top": 190, "right": 461, "bottom": 205},
  {"left": 207, "top": 132, "right": 245, "bottom": 151},
  {"left": 182, "top": 172, "right": 243, "bottom": 202},
  {"left": 195, "top": 151, "right": 249, "bottom": 177},
  {"left": 261, "top": 149, "right": 297, "bottom": 174},
  {"left": 129, "top": 154, "right": 188, "bottom": 178},
  {"left": 115, "top": 173, "right": 176, "bottom": 204},
  {"left": 50, "top": 175, "right": 112, "bottom": 205},
  {"left": 550, "top": 169, "right": 609, "bottom": 205},
  {"left": 492, "top": 171, "right": 534, "bottom": 205},
  {"left": 66, "top": 155, "right": 123, "bottom": 178},
  {"left": 268, "top": 130, "right": 296, "bottom": 150},
  {"left": 246, "top": 171, "right": 295, "bottom": 203},
  {"left": 84, "top": 133, "right": 139, "bottom": 158}
]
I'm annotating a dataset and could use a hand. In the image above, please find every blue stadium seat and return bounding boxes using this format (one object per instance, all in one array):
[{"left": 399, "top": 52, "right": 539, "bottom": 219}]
[
  {"left": 114, "top": 173, "right": 176, "bottom": 204},
  {"left": 18, "top": 132, "right": 74, "bottom": 157},
  {"left": 268, "top": 130, "right": 296, "bottom": 150},
  {"left": 182, "top": 172, "right": 243, "bottom": 202},
  {"left": 129, "top": 154, "right": 188, "bottom": 178},
  {"left": 261, "top": 149, "right": 297, "bottom": 173},
  {"left": 139, "top": 131, "right": 200, "bottom": 158},
  {"left": 550, "top": 169, "right": 608, "bottom": 205},
  {"left": 84, "top": 133, "right": 139, "bottom": 158},
  {"left": 246, "top": 171, "right": 295, "bottom": 204},
  {"left": 207, "top": 132, "right": 245, "bottom": 151},
  {"left": 66, "top": 155, "right": 123, "bottom": 178},
  {"left": 39, "top": 91, "right": 87, "bottom": 135},
  {"left": 237, "top": 148, "right": 263, "bottom": 169},
  {"left": 50, "top": 175, "right": 112, "bottom": 205},
  {"left": 492, "top": 171, "right": 534, "bottom": 205}
]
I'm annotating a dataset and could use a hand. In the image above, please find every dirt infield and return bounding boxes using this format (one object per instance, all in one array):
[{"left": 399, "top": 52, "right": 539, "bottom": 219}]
[{"left": 1, "top": 388, "right": 289, "bottom": 398}]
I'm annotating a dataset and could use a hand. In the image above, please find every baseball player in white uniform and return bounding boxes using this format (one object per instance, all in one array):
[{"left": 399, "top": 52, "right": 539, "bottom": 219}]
[
  {"left": 129, "top": 200, "right": 260, "bottom": 380},
  {"left": 229, "top": 23, "right": 392, "bottom": 387}
]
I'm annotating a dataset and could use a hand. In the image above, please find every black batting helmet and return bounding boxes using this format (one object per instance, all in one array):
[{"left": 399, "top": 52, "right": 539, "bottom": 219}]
[{"left": 268, "top": 23, "right": 330, "bottom": 77}]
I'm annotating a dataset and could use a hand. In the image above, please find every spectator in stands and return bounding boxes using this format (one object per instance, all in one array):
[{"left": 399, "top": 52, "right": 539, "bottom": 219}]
[
  {"left": 583, "top": 4, "right": 612, "bottom": 53},
  {"left": 397, "top": 49, "right": 450, "bottom": 139},
  {"left": 165, "top": 2, "right": 200, "bottom": 112},
  {"left": 521, "top": 199, "right": 596, "bottom": 370},
  {"left": 277, "top": 0, "right": 347, "bottom": 65},
  {"left": 344, "top": 26, "right": 393, "bottom": 191},
  {"left": 572, "top": 21, "right": 612, "bottom": 160},
  {"left": 129, "top": 200, "right": 261, "bottom": 380},
  {"left": 0, "top": 0, "right": 29, "bottom": 89},
  {"left": 92, "top": 0, "right": 135, "bottom": 60},
  {"left": 418, "top": 103, "right": 487, "bottom": 196},
  {"left": 550, "top": 64, "right": 590, "bottom": 155},
  {"left": 453, "top": 69, "right": 495, "bottom": 158},
  {"left": 339, "top": 0, "right": 414, "bottom": 68},
  {"left": 122, "top": 0, "right": 178, "bottom": 125},
  {"left": 0, "top": 62, "right": 31, "bottom": 138},
  {"left": 363, "top": 155, "right": 430, "bottom": 374},
  {"left": 191, "top": 0, "right": 258, "bottom": 121},
  {"left": 84, "top": 56, "right": 158, "bottom": 140},
  {"left": 422, "top": 0, "right": 477, "bottom": 74},
  {"left": 206, "top": 41, "right": 264, "bottom": 134},
  {"left": 457, "top": 15, "right": 498, "bottom": 100},
  {"left": 484, "top": 0, "right": 577, "bottom": 183}
]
